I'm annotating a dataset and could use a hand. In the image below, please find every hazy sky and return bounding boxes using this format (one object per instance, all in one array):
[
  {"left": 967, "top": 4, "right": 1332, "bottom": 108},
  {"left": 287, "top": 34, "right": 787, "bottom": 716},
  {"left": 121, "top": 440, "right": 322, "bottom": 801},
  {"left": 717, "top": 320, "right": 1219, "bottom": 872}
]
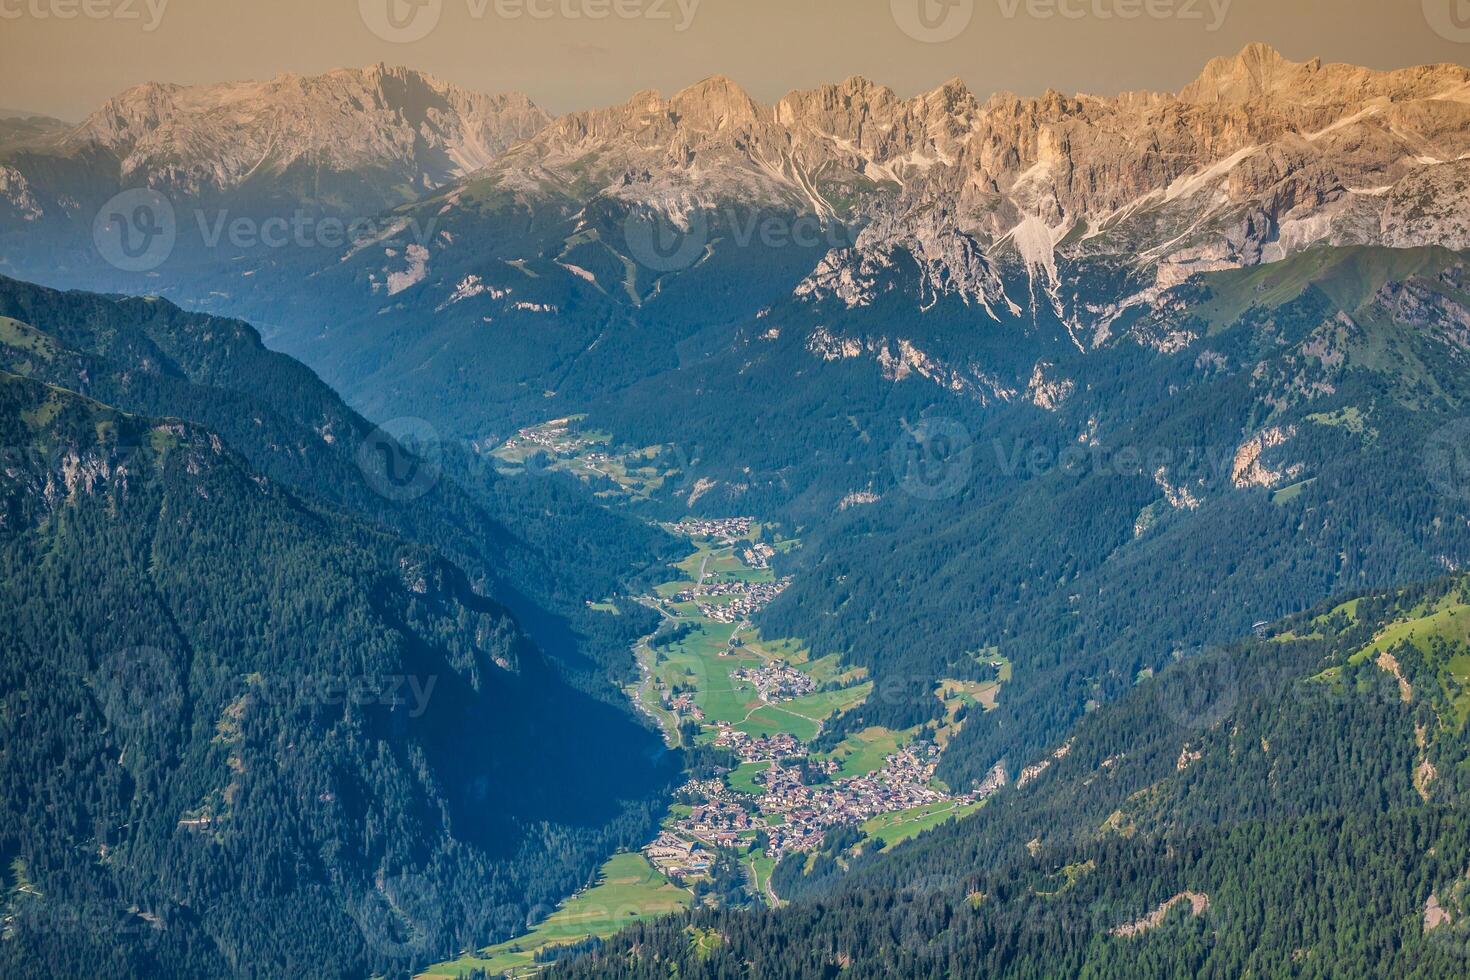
[{"left": 2, "top": 0, "right": 1467, "bottom": 120}]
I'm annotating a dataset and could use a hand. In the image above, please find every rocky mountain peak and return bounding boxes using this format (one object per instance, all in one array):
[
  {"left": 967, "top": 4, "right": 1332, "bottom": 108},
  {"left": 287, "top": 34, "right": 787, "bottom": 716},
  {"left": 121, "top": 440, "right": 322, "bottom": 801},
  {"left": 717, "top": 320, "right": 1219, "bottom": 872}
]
[
  {"left": 58, "top": 66, "right": 549, "bottom": 205},
  {"left": 668, "top": 76, "right": 763, "bottom": 131},
  {"left": 1179, "top": 42, "right": 1304, "bottom": 103},
  {"left": 922, "top": 76, "right": 976, "bottom": 110}
]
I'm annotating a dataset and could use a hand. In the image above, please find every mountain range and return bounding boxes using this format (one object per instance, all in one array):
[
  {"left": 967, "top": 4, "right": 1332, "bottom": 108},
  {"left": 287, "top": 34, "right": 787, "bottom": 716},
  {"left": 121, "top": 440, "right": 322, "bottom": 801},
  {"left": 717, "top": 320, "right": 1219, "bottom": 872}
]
[
  {"left": 6, "top": 44, "right": 1469, "bottom": 427},
  {"left": 0, "top": 64, "right": 547, "bottom": 224},
  {"left": 7, "top": 45, "right": 1470, "bottom": 302},
  {"left": 5, "top": 41, "right": 1470, "bottom": 979},
  {"left": 5, "top": 41, "right": 1470, "bottom": 772}
]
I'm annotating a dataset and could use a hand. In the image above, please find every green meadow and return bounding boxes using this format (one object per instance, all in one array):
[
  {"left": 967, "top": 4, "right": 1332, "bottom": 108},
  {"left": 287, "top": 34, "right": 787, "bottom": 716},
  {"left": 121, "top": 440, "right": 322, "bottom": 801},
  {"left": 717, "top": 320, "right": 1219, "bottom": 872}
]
[
  {"left": 861, "top": 798, "right": 986, "bottom": 849},
  {"left": 418, "top": 853, "right": 690, "bottom": 979}
]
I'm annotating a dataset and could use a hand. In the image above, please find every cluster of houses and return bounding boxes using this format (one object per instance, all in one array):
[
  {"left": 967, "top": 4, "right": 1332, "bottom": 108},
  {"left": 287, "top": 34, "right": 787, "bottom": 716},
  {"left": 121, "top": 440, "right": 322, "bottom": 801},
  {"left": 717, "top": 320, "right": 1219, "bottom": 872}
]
[
  {"left": 732, "top": 661, "right": 816, "bottom": 703},
  {"left": 692, "top": 578, "right": 792, "bottom": 624},
  {"left": 666, "top": 691, "right": 705, "bottom": 722},
  {"left": 646, "top": 736, "right": 988, "bottom": 873},
  {"left": 695, "top": 730, "right": 981, "bottom": 862},
  {"left": 685, "top": 799, "right": 760, "bottom": 842},
  {"left": 713, "top": 724, "right": 804, "bottom": 763},
  {"left": 643, "top": 781, "right": 760, "bottom": 879},
  {"left": 506, "top": 421, "right": 580, "bottom": 457},
  {"left": 673, "top": 517, "right": 754, "bottom": 541},
  {"left": 757, "top": 744, "right": 962, "bottom": 859},
  {"left": 741, "top": 541, "right": 776, "bottom": 569}
]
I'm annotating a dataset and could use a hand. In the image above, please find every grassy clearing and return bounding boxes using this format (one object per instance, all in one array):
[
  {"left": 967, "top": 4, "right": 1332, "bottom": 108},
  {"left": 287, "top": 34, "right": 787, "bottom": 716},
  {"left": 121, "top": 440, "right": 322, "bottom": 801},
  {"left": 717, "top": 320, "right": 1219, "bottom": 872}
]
[
  {"left": 781, "top": 683, "right": 873, "bottom": 722},
  {"left": 1034, "top": 860, "right": 1097, "bottom": 897},
  {"left": 821, "top": 727, "right": 914, "bottom": 780},
  {"left": 744, "top": 851, "right": 778, "bottom": 905},
  {"left": 1323, "top": 592, "right": 1470, "bottom": 725},
  {"left": 1349, "top": 594, "right": 1470, "bottom": 666},
  {"left": 796, "top": 652, "right": 863, "bottom": 686},
  {"left": 1272, "top": 478, "right": 1316, "bottom": 506},
  {"left": 688, "top": 925, "right": 724, "bottom": 959},
  {"left": 0, "top": 316, "right": 57, "bottom": 366},
  {"left": 1191, "top": 245, "right": 1462, "bottom": 332},
  {"left": 418, "top": 853, "right": 690, "bottom": 979},
  {"left": 936, "top": 679, "right": 1001, "bottom": 712},
  {"left": 1311, "top": 597, "right": 1361, "bottom": 629},
  {"left": 933, "top": 679, "right": 1000, "bottom": 748},
  {"left": 490, "top": 418, "right": 688, "bottom": 500},
  {"left": 1306, "top": 407, "right": 1375, "bottom": 438},
  {"left": 862, "top": 799, "right": 986, "bottom": 849},
  {"left": 727, "top": 762, "right": 770, "bottom": 795},
  {"left": 736, "top": 704, "right": 822, "bottom": 742}
]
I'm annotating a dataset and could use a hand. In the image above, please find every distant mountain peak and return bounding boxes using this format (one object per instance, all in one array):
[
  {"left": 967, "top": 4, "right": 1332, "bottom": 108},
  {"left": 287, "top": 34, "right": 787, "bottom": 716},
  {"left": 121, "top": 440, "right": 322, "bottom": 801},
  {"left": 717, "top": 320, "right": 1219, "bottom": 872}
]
[
  {"left": 668, "top": 75, "right": 762, "bottom": 130},
  {"left": 1179, "top": 42, "right": 1307, "bottom": 103},
  {"left": 49, "top": 65, "right": 549, "bottom": 210}
]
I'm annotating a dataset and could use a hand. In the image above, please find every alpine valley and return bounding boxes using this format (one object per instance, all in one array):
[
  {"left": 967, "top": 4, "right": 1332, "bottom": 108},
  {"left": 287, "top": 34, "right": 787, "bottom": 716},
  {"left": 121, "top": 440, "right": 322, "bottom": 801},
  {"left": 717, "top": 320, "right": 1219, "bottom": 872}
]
[{"left": 4, "top": 40, "right": 1470, "bottom": 979}]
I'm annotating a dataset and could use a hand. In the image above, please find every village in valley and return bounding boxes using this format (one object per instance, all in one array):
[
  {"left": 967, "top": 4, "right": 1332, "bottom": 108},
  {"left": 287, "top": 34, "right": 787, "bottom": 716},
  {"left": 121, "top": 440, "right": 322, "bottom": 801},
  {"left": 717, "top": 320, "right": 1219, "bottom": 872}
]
[
  {"left": 434, "top": 421, "right": 1006, "bottom": 977},
  {"left": 627, "top": 514, "right": 994, "bottom": 887}
]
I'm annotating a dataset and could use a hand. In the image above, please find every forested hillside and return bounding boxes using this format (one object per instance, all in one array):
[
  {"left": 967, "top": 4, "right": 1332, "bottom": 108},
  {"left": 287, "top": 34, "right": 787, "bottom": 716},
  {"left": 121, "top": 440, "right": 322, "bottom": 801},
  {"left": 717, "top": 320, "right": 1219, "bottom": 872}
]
[
  {"left": 0, "top": 275, "right": 678, "bottom": 694},
  {"left": 0, "top": 286, "right": 682, "bottom": 978},
  {"left": 656, "top": 246, "right": 1470, "bottom": 787},
  {"left": 549, "top": 576, "right": 1470, "bottom": 978}
]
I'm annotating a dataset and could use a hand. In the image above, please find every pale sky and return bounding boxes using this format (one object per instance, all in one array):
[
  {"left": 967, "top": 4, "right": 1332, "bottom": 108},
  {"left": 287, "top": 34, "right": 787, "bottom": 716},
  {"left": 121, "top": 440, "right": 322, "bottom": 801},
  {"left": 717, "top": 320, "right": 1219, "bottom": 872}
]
[{"left": 1, "top": 0, "right": 1466, "bottom": 121}]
